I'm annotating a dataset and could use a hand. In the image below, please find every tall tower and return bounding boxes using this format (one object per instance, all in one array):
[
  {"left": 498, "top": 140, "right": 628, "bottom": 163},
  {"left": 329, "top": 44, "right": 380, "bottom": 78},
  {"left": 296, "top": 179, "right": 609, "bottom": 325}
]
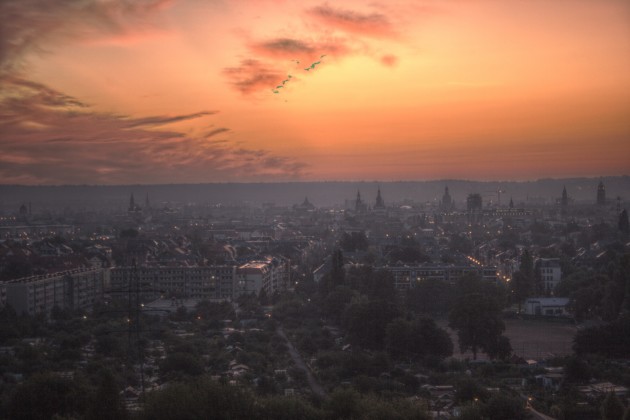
[
  {"left": 374, "top": 186, "right": 385, "bottom": 210},
  {"left": 561, "top": 186, "right": 568, "bottom": 207},
  {"left": 129, "top": 193, "right": 136, "bottom": 212},
  {"left": 441, "top": 186, "right": 453, "bottom": 211},
  {"left": 597, "top": 181, "right": 606, "bottom": 206},
  {"left": 355, "top": 190, "right": 367, "bottom": 213}
]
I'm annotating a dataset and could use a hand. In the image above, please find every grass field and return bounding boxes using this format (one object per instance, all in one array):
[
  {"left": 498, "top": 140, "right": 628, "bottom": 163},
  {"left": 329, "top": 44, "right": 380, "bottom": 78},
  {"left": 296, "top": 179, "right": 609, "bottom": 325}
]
[{"left": 437, "top": 318, "right": 577, "bottom": 361}]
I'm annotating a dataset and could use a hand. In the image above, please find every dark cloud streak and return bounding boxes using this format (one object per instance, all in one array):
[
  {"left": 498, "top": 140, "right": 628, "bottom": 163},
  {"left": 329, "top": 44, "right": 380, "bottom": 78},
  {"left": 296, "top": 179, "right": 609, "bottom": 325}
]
[
  {"left": 0, "top": 77, "right": 308, "bottom": 184},
  {"left": 307, "top": 4, "right": 396, "bottom": 38}
]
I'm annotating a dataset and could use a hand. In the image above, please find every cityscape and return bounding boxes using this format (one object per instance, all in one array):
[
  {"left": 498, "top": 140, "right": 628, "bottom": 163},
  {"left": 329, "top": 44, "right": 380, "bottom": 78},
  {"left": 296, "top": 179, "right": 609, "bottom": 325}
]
[
  {"left": 1, "top": 0, "right": 629, "bottom": 419},
  {"left": 0, "top": 179, "right": 629, "bottom": 419}
]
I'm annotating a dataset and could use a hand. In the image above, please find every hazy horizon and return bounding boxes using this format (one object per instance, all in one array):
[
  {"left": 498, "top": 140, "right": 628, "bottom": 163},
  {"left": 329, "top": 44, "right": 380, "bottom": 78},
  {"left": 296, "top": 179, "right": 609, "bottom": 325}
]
[
  {"left": 1, "top": 175, "right": 629, "bottom": 188},
  {"left": 2, "top": 176, "right": 628, "bottom": 211}
]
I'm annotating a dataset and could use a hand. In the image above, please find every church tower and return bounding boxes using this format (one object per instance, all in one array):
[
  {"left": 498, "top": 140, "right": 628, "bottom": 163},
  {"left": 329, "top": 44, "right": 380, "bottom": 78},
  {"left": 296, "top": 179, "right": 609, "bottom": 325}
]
[
  {"left": 355, "top": 190, "right": 367, "bottom": 213},
  {"left": 374, "top": 186, "right": 385, "bottom": 210}
]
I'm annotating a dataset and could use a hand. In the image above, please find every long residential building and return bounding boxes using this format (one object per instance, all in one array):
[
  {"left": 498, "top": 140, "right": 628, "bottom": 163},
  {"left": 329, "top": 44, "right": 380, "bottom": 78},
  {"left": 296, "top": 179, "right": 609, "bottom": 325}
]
[
  {"left": 380, "top": 263, "right": 499, "bottom": 291},
  {"left": 3, "top": 267, "right": 108, "bottom": 316},
  {"left": 109, "top": 257, "right": 290, "bottom": 302},
  {"left": 110, "top": 265, "right": 236, "bottom": 301}
]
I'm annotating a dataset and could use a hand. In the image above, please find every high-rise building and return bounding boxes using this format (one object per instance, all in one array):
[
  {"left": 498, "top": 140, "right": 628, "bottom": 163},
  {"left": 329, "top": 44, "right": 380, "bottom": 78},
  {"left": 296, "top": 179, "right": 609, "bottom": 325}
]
[
  {"left": 440, "top": 186, "right": 454, "bottom": 212},
  {"left": 466, "top": 193, "right": 483, "bottom": 225},
  {"left": 597, "top": 181, "right": 606, "bottom": 205}
]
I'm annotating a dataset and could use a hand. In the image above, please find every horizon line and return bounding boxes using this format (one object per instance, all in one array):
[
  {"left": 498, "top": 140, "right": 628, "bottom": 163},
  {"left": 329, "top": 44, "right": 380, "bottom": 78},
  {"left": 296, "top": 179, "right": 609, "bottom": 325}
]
[{"left": 0, "top": 175, "right": 628, "bottom": 188}]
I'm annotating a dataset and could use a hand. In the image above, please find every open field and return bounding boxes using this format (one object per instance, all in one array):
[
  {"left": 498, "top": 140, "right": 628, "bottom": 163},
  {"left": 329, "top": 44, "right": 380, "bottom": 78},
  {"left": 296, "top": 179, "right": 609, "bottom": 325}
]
[{"left": 437, "top": 318, "right": 577, "bottom": 361}]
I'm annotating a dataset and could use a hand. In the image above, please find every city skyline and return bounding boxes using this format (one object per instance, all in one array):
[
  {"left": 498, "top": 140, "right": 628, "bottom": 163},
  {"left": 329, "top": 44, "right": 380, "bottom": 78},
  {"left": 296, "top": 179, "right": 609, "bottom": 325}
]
[{"left": 1, "top": 0, "right": 629, "bottom": 185}]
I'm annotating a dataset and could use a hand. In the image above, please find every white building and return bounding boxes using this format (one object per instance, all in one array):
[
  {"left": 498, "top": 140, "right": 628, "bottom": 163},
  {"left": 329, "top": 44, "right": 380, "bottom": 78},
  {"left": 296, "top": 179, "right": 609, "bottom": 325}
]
[
  {"left": 235, "top": 258, "right": 289, "bottom": 298},
  {"left": 524, "top": 297, "right": 569, "bottom": 317},
  {"left": 536, "top": 258, "right": 562, "bottom": 294},
  {"left": 4, "top": 267, "right": 108, "bottom": 316}
]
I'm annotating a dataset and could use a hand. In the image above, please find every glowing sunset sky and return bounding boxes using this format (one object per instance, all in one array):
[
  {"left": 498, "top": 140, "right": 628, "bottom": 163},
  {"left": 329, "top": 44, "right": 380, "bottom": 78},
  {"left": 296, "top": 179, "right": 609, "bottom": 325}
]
[{"left": 1, "top": 0, "right": 629, "bottom": 184}]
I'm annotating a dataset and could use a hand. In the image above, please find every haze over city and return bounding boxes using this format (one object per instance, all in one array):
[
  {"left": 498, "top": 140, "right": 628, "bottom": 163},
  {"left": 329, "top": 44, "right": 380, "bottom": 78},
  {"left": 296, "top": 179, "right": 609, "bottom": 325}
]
[{"left": 1, "top": 0, "right": 629, "bottom": 185}]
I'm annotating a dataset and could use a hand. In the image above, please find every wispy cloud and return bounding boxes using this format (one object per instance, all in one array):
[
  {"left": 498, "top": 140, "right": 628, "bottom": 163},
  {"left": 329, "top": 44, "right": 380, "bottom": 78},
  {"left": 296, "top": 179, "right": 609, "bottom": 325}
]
[
  {"left": 222, "top": 59, "right": 284, "bottom": 95},
  {"left": 252, "top": 38, "right": 316, "bottom": 57},
  {"left": 0, "top": 0, "right": 171, "bottom": 75},
  {"left": 0, "top": 77, "right": 308, "bottom": 184},
  {"left": 307, "top": 4, "right": 397, "bottom": 38},
  {"left": 223, "top": 3, "right": 406, "bottom": 95},
  {"left": 250, "top": 36, "right": 352, "bottom": 61},
  {"left": 126, "top": 112, "right": 218, "bottom": 128}
]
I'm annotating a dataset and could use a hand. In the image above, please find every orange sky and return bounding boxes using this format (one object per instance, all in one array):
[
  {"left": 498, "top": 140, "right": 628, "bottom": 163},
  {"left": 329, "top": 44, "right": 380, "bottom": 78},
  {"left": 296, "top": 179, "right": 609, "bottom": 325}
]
[{"left": 1, "top": 0, "right": 629, "bottom": 184}]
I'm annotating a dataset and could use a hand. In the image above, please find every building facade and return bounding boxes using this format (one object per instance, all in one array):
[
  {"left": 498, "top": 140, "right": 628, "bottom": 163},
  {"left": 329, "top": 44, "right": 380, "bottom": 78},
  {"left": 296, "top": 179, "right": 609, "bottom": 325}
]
[
  {"left": 536, "top": 258, "right": 562, "bottom": 294},
  {"left": 110, "top": 265, "right": 235, "bottom": 301},
  {"left": 4, "top": 267, "right": 108, "bottom": 316},
  {"left": 381, "top": 263, "right": 499, "bottom": 291}
]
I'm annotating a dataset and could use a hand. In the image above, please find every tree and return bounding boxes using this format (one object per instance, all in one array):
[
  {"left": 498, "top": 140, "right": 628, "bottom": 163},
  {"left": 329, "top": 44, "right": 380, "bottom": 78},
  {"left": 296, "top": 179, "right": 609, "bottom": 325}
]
[
  {"left": 7, "top": 373, "right": 88, "bottom": 420},
  {"left": 486, "top": 335, "right": 513, "bottom": 361},
  {"left": 340, "top": 232, "right": 369, "bottom": 252},
  {"left": 449, "top": 293, "right": 506, "bottom": 359},
  {"left": 326, "top": 388, "right": 361, "bottom": 420},
  {"left": 455, "top": 378, "right": 490, "bottom": 403},
  {"left": 511, "top": 271, "right": 531, "bottom": 312},
  {"left": 574, "top": 317, "right": 630, "bottom": 358},
  {"left": 160, "top": 352, "right": 204, "bottom": 378},
  {"left": 86, "top": 369, "right": 127, "bottom": 420},
  {"left": 619, "top": 209, "right": 629, "bottom": 237},
  {"left": 407, "top": 278, "right": 454, "bottom": 316},
  {"left": 563, "top": 356, "right": 592, "bottom": 383},
  {"left": 343, "top": 299, "right": 400, "bottom": 350},
  {"left": 331, "top": 249, "right": 345, "bottom": 286},
  {"left": 601, "top": 392, "right": 626, "bottom": 420},
  {"left": 385, "top": 317, "right": 453, "bottom": 361},
  {"left": 519, "top": 249, "right": 536, "bottom": 294},
  {"left": 324, "top": 286, "right": 355, "bottom": 324},
  {"left": 481, "top": 394, "right": 526, "bottom": 420},
  {"left": 367, "top": 269, "right": 398, "bottom": 304},
  {"left": 142, "top": 377, "right": 256, "bottom": 420}
]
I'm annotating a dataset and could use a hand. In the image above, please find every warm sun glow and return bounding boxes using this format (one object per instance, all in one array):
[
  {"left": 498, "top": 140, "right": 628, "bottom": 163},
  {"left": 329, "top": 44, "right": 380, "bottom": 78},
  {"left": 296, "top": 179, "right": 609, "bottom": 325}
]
[{"left": 1, "top": 0, "right": 628, "bottom": 184}]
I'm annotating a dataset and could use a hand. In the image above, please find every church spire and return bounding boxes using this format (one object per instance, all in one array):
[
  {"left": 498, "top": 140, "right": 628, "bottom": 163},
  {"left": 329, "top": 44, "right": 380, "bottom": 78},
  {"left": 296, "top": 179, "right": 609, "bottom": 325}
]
[{"left": 375, "top": 186, "right": 385, "bottom": 209}]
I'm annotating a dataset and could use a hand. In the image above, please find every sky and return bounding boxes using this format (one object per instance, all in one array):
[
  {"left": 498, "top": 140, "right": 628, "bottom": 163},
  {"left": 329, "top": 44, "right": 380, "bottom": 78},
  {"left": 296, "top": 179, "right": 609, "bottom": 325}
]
[{"left": 0, "top": 0, "right": 629, "bottom": 185}]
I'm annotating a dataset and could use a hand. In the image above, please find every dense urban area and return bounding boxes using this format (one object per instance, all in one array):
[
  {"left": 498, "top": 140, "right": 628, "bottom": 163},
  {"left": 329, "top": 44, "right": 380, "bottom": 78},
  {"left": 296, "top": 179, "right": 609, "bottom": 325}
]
[{"left": 0, "top": 180, "right": 628, "bottom": 420}]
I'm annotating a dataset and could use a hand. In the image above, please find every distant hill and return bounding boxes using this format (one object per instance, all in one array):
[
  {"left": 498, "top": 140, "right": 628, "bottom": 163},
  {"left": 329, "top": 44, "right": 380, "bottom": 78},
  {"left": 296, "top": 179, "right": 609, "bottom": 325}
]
[{"left": 0, "top": 176, "right": 628, "bottom": 212}]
